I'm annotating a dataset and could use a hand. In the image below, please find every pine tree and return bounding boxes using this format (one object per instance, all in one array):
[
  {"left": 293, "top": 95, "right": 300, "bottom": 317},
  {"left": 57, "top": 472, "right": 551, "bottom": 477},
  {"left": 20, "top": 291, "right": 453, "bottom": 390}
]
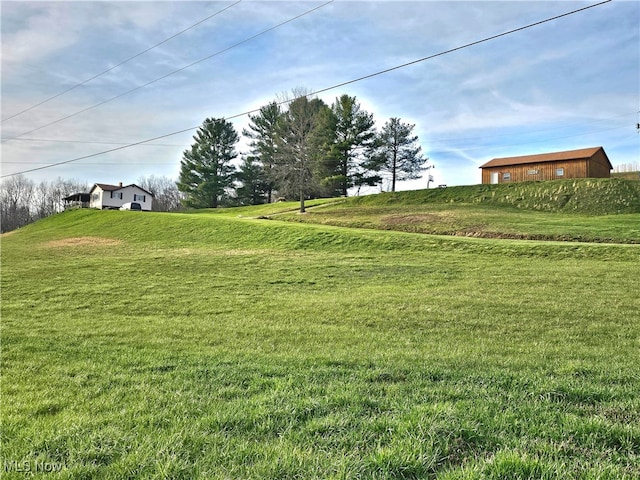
[
  {"left": 367, "top": 117, "right": 427, "bottom": 192},
  {"left": 234, "top": 156, "right": 270, "bottom": 205},
  {"left": 317, "top": 95, "right": 376, "bottom": 197},
  {"left": 177, "top": 118, "right": 238, "bottom": 208},
  {"left": 243, "top": 102, "right": 282, "bottom": 203}
]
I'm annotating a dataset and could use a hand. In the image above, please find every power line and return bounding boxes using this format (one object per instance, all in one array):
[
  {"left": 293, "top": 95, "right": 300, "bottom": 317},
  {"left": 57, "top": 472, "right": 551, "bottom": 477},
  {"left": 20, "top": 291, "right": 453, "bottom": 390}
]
[
  {"left": 2, "top": 121, "right": 629, "bottom": 166},
  {"left": 5, "top": 110, "right": 634, "bottom": 148},
  {"left": 1, "top": 0, "right": 613, "bottom": 179},
  {"left": 2, "top": 0, "right": 335, "bottom": 142},
  {"left": 2, "top": 161, "right": 178, "bottom": 165},
  {"left": 306, "top": 0, "right": 614, "bottom": 99},
  {"left": 2, "top": 126, "right": 206, "bottom": 177},
  {"left": 0, "top": 1, "right": 242, "bottom": 123},
  {"left": 3, "top": 137, "right": 183, "bottom": 147}
]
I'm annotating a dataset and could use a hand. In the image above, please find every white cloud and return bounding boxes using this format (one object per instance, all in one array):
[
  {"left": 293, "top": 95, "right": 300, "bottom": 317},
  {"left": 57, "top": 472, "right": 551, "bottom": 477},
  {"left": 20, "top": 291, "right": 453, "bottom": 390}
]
[
  {"left": 1, "top": 0, "right": 638, "bottom": 187},
  {"left": 1, "top": 3, "right": 83, "bottom": 68}
]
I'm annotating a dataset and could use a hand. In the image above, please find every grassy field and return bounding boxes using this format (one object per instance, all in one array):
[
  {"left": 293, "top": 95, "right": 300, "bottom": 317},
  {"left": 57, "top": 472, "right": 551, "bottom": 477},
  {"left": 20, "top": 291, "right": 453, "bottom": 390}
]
[
  {"left": 269, "top": 179, "right": 640, "bottom": 244},
  {"left": 2, "top": 200, "right": 639, "bottom": 478},
  {"left": 276, "top": 203, "right": 640, "bottom": 244}
]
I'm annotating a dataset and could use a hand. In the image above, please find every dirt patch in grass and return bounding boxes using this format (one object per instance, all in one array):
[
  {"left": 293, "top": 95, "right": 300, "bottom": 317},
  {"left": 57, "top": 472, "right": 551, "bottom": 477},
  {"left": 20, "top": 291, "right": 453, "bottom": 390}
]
[
  {"left": 44, "top": 237, "right": 122, "bottom": 248},
  {"left": 382, "top": 213, "right": 442, "bottom": 225}
]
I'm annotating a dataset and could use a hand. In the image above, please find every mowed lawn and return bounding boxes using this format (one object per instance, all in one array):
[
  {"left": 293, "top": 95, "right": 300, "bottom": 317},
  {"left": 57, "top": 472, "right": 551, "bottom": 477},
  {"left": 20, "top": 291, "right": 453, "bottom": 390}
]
[
  {"left": 273, "top": 202, "right": 640, "bottom": 244},
  {"left": 2, "top": 209, "right": 639, "bottom": 479}
]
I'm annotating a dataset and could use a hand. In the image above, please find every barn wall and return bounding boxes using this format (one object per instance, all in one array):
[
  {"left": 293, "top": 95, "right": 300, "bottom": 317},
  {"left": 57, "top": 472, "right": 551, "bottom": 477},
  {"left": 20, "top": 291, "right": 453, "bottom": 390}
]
[
  {"left": 587, "top": 150, "right": 612, "bottom": 178},
  {"left": 481, "top": 159, "right": 589, "bottom": 184}
]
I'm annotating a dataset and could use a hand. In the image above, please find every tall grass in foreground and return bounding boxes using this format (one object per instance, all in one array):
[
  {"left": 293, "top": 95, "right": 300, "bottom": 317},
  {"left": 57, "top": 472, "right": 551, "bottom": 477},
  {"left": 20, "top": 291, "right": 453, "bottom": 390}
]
[{"left": 1, "top": 210, "right": 639, "bottom": 479}]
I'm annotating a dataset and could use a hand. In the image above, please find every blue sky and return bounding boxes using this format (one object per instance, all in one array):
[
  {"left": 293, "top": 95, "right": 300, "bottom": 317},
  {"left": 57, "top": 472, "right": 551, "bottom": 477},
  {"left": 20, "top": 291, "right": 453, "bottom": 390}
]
[{"left": 1, "top": 0, "right": 638, "bottom": 191}]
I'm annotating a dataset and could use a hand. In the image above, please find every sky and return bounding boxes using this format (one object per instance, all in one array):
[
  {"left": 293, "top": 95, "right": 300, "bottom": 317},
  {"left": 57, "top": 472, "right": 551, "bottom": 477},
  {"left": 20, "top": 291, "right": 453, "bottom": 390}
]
[{"left": 1, "top": 0, "right": 639, "bottom": 192}]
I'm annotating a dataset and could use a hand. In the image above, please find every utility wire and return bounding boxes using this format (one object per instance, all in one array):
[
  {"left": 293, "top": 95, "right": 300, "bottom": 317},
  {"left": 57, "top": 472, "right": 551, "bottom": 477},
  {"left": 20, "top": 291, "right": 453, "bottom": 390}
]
[
  {"left": 4, "top": 137, "right": 184, "bottom": 147},
  {"left": 305, "top": 0, "right": 613, "bottom": 100},
  {"left": 7, "top": 122, "right": 629, "bottom": 165},
  {"left": 5, "top": 110, "right": 634, "bottom": 148},
  {"left": 7, "top": 125, "right": 629, "bottom": 166},
  {"left": 1, "top": 1, "right": 242, "bottom": 123},
  {"left": 1, "top": 0, "right": 612, "bottom": 179},
  {"left": 2, "top": 0, "right": 335, "bottom": 142}
]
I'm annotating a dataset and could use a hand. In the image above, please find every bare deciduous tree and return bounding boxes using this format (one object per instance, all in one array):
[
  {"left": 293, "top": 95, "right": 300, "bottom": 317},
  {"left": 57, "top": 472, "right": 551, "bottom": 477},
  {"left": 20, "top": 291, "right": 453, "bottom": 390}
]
[
  {"left": 273, "top": 89, "right": 328, "bottom": 213},
  {"left": 1, "top": 176, "right": 88, "bottom": 233},
  {"left": 1, "top": 175, "right": 35, "bottom": 232},
  {"left": 137, "top": 175, "right": 183, "bottom": 212}
]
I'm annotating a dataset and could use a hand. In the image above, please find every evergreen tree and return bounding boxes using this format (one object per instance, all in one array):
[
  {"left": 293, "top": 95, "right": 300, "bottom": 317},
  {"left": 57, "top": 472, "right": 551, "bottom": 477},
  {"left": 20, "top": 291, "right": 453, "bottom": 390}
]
[
  {"left": 177, "top": 118, "right": 238, "bottom": 208},
  {"left": 320, "top": 95, "right": 376, "bottom": 197},
  {"left": 234, "top": 156, "right": 270, "bottom": 205},
  {"left": 367, "top": 117, "right": 427, "bottom": 192},
  {"left": 243, "top": 102, "right": 282, "bottom": 203}
]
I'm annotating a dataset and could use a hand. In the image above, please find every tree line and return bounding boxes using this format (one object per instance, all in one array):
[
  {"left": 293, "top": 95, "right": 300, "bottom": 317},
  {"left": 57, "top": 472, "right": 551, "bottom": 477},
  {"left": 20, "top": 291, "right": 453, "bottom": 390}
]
[
  {"left": 0, "top": 176, "right": 89, "bottom": 233},
  {"left": 0, "top": 175, "right": 182, "bottom": 233},
  {"left": 0, "top": 91, "right": 428, "bottom": 232},
  {"left": 178, "top": 91, "right": 429, "bottom": 212}
]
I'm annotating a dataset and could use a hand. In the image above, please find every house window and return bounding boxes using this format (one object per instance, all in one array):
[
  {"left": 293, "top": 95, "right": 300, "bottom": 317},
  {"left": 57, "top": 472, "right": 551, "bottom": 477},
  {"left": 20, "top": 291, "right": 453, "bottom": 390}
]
[
  {"left": 556, "top": 168, "right": 564, "bottom": 177},
  {"left": 92, "top": 193, "right": 99, "bottom": 201},
  {"left": 527, "top": 169, "right": 539, "bottom": 175},
  {"left": 502, "top": 172, "right": 511, "bottom": 181},
  {"left": 111, "top": 192, "right": 123, "bottom": 199},
  {"left": 134, "top": 194, "right": 146, "bottom": 202}
]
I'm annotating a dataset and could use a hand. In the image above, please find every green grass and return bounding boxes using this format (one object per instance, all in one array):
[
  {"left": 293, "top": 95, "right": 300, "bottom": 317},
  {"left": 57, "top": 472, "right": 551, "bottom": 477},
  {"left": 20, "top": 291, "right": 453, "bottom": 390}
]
[
  {"left": 343, "top": 178, "right": 640, "bottom": 215},
  {"left": 277, "top": 203, "right": 640, "bottom": 244},
  {"left": 2, "top": 208, "right": 639, "bottom": 479},
  {"left": 263, "top": 179, "right": 640, "bottom": 243}
]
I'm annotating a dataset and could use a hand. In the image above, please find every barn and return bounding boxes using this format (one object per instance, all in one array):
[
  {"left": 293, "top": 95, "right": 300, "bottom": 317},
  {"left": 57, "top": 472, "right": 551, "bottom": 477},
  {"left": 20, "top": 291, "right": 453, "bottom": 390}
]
[{"left": 479, "top": 146, "right": 612, "bottom": 184}]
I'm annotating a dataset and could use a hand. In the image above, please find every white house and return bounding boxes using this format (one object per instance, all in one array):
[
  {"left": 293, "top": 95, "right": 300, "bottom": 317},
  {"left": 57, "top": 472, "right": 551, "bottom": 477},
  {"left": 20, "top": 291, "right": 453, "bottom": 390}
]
[{"left": 89, "top": 183, "right": 153, "bottom": 211}]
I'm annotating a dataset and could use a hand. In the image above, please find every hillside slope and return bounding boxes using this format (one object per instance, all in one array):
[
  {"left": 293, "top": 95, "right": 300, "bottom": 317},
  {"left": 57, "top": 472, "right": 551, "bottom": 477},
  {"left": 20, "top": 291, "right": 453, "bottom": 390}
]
[
  {"left": 272, "top": 179, "right": 640, "bottom": 244},
  {"left": 2, "top": 207, "right": 639, "bottom": 479},
  {"left": 8, "top": 178, "right": 640, "bottom": 245},
  {"left": 348, "top": 178, "right": 640, "bottom": 214}
]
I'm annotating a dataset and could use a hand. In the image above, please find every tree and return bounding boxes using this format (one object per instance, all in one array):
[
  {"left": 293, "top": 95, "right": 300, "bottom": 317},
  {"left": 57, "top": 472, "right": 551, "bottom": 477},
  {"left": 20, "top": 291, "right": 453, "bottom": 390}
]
[
  {"left": 0, "top": 175, "right": 34, "bottom": 233},
  {"left": 243, "top": 102, "right": 282, "bottom": 203},
  {"left": 319, "top": 95, "right": 376, "bottom": 197},
  {"left": 273, "top": 93, "right": 327, "bottom": 213},
  {"left": 33, "top": 177, "right": 89, "bottom": 219},
  {"left": 234, "top": 156, "right": 270, "bottom": 206},
  {"left": 0, "top": 176, "right": 89, "bottom": 232},
  {"left": 177, "top": 118, "right": 238, "bottom": 209},
  {"left": 367, "top": 117, "right": 427, "bottom": 192},
  {"left": 137, "top": 175, "right": 183, "bottom": 211}
]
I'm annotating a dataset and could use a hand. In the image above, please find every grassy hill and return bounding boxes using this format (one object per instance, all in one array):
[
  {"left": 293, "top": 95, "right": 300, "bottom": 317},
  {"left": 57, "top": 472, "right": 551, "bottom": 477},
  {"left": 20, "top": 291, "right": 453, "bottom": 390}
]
[
  {"left": 611, "top": 171, "right": 640, "bottom": 181},
  {"left": 2, "top": 196, "right": 639, "bottom": 478},
  {"left": 269, "top": 179, "right": 640, "bottom": 244},
  {"left": 344, "top": 178, "right": 640, "bottom": 214}
]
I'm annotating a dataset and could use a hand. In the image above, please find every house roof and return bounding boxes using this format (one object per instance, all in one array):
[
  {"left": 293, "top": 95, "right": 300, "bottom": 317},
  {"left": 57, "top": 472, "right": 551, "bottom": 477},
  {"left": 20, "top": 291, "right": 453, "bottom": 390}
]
[
  {"left": 63, "top": 193, "right": 90, "bottom": 201},
  {"left": 91, "top": 183, "right": 121, "bottom": 192},
  {"left": 89, "top": 183, "right": 154, "bottom": 196},
  {"left": 479, "top": 146, "right": 611, "bottom": 169}
]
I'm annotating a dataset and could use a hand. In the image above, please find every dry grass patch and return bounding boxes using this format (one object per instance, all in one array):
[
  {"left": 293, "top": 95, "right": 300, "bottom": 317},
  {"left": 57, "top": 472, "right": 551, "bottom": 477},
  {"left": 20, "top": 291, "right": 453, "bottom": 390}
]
[
  {"left": 382, "top": 213, "right": 442, "bottom": 225},
  {"left": 43, "top": 236, "right": 122, "bottom": 248}
]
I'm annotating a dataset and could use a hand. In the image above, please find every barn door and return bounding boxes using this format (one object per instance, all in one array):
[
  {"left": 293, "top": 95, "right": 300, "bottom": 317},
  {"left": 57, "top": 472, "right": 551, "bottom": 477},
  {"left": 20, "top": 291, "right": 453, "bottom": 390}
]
[{"left": 490, "top": 172, "right": 499, "bottom": 184}]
